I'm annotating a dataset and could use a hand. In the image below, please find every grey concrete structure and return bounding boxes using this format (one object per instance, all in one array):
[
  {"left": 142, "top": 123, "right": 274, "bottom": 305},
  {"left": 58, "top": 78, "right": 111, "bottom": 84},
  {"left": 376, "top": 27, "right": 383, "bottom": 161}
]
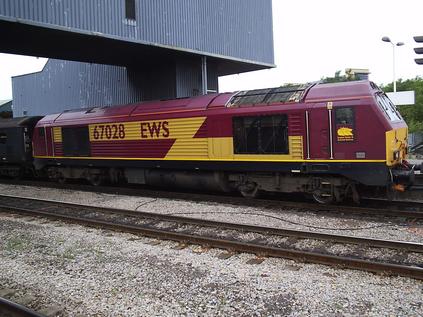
[{"left": 2, "top": 0, "right": 274, "bottom": 116}]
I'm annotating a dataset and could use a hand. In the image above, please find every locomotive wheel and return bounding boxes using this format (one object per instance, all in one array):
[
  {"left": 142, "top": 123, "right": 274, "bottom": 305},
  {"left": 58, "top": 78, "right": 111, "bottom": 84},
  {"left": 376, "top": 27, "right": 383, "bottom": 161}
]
[
  {"left": 312, "top": 189, "right": 334, "bottom": 204},
  {"left": 240, "top": 185, "right": 260, "bottom": 198},
  {"left": 56, "top": 174, "right": 66, "bottom": 184},
  {"left": 12, "top": 168, "right": 24, "bottom": 180},
  {"left": 89, "top": 174, "right": 103, "bottom": 186}
]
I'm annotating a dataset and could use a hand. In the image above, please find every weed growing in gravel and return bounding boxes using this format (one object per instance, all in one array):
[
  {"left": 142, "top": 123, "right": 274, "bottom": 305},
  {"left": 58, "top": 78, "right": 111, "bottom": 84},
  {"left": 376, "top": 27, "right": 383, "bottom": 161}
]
[
  {"left": 5, "top": 236, "right": 30, "bottom": 253},
  {"left": 110, "top": 287, "right": 118, "bottom": 296},
  {"left": 61, "top": 248, "right": 76, "bottom": 260},
  {"left": 56, "top": 238, "right": 66, "bottom": 245}
]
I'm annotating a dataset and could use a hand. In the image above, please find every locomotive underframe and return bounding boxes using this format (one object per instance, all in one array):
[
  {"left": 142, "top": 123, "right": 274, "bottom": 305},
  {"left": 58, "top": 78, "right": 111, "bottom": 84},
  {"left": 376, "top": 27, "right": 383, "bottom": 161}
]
[
  {"left": 35, "top": 158, "right": 395, "bottom": 203},
  {"left": 34, "top": 158, "right": 391, "bottom": 183}
]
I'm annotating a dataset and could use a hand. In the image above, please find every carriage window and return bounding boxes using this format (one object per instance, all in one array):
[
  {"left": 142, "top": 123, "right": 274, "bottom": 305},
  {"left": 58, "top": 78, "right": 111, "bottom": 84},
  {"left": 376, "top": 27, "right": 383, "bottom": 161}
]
[
  {"left": 233, "top": 115, "right": 289, "bottom": 154},
  {"left": 0, "top": 133, "right": 7, "bottom": 144},
  {"left": 62, "top": 127, "right": 90, "bottom": 157},
  {"left": 335, "top": 107, "right": 354, "bottom": 125}
]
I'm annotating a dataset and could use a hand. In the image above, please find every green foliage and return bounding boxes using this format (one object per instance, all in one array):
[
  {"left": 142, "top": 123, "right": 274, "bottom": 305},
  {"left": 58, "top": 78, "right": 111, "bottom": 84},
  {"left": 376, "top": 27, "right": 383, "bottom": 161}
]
[
  {"left": 381, "top": 77, "right": 423, "bottom": 132},
  {"left": 321, "top": 70, "right": 361, "bottom": 83}
]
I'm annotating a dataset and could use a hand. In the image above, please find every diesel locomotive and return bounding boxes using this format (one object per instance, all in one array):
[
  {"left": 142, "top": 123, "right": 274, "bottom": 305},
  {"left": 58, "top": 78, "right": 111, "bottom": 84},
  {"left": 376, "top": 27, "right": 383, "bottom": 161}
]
[{"left": 0, "top": 80, "right": 417, "bottom": 203}]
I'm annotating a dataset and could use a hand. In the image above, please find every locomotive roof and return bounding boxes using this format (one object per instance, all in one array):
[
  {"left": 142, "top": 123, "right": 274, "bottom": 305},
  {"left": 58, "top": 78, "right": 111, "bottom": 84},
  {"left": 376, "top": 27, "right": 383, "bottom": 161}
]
[
  {"left": 226, "top": 84, "right": 312, "bottom": 107},
  {"left": 305, "top": 80, "right": 376, "bottom": 102},
  {"left": 38, "top": 80, "right": 376, "bottom": 126}
]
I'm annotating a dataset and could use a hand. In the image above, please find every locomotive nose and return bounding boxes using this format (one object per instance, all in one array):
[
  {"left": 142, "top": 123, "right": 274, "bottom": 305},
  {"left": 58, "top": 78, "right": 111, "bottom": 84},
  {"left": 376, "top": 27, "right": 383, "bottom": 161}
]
[{"left": 386, "top": 127, "right": 408, "bottom": 166}]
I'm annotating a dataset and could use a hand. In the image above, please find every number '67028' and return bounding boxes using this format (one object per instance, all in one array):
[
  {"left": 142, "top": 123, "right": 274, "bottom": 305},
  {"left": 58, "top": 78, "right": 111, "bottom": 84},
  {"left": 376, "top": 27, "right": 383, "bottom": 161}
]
[{"left": 93, "top": 124, "right": 125, "bottom": 140}]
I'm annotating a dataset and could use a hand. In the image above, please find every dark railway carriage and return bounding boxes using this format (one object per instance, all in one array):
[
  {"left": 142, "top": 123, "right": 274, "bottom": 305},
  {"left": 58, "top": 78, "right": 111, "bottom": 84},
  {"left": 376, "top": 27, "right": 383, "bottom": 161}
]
[
  {"left": 0, "top": 116, "right": 42, "bottom": 177},
  {"left": 32, "top": 81, "right": 412, "bottom": 202}
]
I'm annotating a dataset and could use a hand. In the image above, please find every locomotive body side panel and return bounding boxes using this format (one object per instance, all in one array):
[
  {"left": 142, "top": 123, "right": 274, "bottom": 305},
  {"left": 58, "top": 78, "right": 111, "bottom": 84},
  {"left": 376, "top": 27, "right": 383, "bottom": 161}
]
[
  {"left": 86, "top": 117, "right": 208, "bottom": 159},
  {"left": 331, "top": 100, "right": 387, "bottom": 161},
  {"left": 32, "top": 127, "right": 47, "bottom": 157},
  {"left": 33, "top": 100, "right": 309, "bottom": 164}
]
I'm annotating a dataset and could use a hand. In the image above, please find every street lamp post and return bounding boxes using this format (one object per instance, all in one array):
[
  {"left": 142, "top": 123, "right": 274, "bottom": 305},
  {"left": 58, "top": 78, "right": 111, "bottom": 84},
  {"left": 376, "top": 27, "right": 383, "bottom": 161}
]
[{"left": 382, "top": 36, "right": 404, "bottom": 92}]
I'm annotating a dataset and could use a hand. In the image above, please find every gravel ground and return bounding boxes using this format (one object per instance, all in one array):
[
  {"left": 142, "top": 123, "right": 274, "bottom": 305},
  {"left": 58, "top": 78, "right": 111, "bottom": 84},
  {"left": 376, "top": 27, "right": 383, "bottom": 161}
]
[
  {"left": 1, "top": 213, "right": 422, "bottom": 317},
  {"left": 0, "top": 184, "right": 421, "bottom": 243},
  {"left": 0, "top": 184, "right": 422, "bottom": 316}
]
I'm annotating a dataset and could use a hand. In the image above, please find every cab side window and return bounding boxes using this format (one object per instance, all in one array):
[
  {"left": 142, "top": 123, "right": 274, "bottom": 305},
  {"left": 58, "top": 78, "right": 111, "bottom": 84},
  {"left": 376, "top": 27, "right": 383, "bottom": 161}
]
[
  {"left": 335, "top": 107, "right": 354, "bottom": 125},
  {"left": 335, "top": 107, "right": 355, "bottom": 143}
]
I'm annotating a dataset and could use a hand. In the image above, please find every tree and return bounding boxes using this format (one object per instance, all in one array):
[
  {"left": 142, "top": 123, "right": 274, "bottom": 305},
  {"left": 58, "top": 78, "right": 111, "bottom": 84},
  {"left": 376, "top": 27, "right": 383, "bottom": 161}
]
[
  {"left": 381, "top": 77, "right": 423, "bottom": 132},
  {"left": 321, "top": 70, "right": 359, "bottom": 83}
]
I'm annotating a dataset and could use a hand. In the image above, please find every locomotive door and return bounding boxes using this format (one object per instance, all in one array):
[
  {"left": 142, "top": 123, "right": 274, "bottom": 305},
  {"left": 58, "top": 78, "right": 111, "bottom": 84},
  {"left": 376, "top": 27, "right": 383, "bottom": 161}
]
[
  {"left": 307, "top": 103, "right": 332, "bottom": 160},
  {"left": 45, "top": 127, "right": 54, "bottom": 157}
]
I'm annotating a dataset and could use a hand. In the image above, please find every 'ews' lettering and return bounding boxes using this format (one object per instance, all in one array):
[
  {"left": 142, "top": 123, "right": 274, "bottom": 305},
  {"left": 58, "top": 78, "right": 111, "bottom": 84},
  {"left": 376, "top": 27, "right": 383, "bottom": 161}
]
[{"left": 141, "top": 121, "right": 170, "bottom": 139}]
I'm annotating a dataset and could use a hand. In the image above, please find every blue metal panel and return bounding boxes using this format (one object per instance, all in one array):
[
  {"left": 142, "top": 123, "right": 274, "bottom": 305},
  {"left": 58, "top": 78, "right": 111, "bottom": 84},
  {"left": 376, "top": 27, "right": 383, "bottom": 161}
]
[
  {"left": 138, "top": 0, "right": 274, "bottom": 64},
  {"left": 11, "top": 59, "right": 144, "bottom": 117},
  {"left": 175, "top": 57, "right": 219, "bottom": 98},
  {"left": 11, "top": 56, "right": 213, "bottom": 117},
  {"left": 176, "top": 58, "right": 202, "bottom": 98},
  {"left": 0, "top": 0, "right": 274, "bottom": 65},
  {"left": 6, "top": 1, "right": 274, "bottom": 116}
]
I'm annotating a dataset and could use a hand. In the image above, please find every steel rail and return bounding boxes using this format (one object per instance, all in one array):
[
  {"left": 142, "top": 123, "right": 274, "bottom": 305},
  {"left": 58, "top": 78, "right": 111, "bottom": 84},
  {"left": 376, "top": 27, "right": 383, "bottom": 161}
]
[
  {"left": 362, "top": 197, "right": 423, "bottom": 212},
  {"left": 0, "top": 194, "right": 422, "bottom": 253},
  {"left": 0, "top": 196, "right": 422, "bottom": 280},
  {"left": 0, "top": 297, "right": 45, "bottom": 317},
  {"left": 1, "top": 179, "right": 423, "bottom": 219}
]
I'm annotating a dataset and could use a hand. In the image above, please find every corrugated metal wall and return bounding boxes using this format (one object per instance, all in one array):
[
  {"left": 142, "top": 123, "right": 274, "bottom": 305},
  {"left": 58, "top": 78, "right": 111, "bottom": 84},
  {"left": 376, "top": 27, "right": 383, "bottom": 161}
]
[
  {"left": 175, "top": 58, "right": 218, "bottom": 98},
  {"left": 12, "top": 59, "right": 143, "bottom": 116},
  {"left": 7, "top": 0, "right": 273, "bottom": 116},
  {"left": 12, "top": 56, "right": 213, "bottom": 117},
  {"left": 0, "top": 0, "right": 274, "bottom": 65}
]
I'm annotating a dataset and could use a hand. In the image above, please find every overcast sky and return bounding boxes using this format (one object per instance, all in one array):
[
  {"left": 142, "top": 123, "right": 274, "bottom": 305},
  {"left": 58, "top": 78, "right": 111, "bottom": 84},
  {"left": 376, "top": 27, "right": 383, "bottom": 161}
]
[{"left": 1, "top": 0, "right": 422, "bottom": 100}]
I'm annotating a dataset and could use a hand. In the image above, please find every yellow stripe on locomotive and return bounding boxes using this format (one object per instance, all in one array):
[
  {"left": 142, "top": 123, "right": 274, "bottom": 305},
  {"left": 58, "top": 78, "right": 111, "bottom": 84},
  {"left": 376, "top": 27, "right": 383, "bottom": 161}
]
[{"left": 88, "top": 117, "right": 206, "bottom": 142}]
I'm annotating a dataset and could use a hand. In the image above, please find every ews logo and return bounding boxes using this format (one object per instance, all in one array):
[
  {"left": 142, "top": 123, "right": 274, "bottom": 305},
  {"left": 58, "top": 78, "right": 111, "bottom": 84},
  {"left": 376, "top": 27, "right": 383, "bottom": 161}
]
[{"left": 141, "top": 121, "right": 170, "bottom": 139}]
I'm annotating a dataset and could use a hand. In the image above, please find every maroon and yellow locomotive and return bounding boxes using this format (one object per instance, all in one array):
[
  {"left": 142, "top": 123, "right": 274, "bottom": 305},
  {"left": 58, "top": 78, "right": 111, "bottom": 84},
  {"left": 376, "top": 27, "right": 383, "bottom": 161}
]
[{"left": 15, "top": 80, "right": 415, "bottom": 202}]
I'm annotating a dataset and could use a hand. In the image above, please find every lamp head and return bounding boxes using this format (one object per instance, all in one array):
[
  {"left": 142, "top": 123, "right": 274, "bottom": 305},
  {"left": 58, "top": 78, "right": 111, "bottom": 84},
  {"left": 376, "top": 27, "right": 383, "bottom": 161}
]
[
  {"left": 382, "top": 36, "right": 391, "bottom": 43},
  {"left": 396, "top": 42, "right": 404, "bottom": 46}
]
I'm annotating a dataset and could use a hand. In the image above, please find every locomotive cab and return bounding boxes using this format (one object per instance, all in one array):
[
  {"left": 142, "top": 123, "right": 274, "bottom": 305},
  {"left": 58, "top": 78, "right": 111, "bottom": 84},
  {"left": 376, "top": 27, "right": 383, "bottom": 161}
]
[
  {"left": 373, "top": 91, "right": 414, "bottom": 190},
  {"left": 300, "top": 81, "right": 414, "bottom": 201}
]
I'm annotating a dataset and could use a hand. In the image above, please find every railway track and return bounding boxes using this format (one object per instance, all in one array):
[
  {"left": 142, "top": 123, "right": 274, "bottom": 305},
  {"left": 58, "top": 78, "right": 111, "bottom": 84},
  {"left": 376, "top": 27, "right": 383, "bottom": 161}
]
[
  {"left": 1, "top": 179, "right": 423, "bottom": 220},
  {"left": 0, "top": 296, "right": 45, "bottom": 317},
  {"left": 0, "top": 194, "right": 422, "bottom": 280}
]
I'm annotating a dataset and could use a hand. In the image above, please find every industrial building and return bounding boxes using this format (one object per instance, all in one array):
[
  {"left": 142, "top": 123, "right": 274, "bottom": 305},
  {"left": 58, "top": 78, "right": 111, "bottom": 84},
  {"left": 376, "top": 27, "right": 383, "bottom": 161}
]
[{"left": 0, "top": 0, "right": 275, "bottom": 117}]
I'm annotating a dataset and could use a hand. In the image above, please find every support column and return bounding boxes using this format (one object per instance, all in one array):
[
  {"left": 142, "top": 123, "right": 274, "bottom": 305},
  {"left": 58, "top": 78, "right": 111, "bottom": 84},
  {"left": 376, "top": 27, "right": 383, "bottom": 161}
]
[{"left": 201, "top": 56, "right": 208, "bottom": 95}]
